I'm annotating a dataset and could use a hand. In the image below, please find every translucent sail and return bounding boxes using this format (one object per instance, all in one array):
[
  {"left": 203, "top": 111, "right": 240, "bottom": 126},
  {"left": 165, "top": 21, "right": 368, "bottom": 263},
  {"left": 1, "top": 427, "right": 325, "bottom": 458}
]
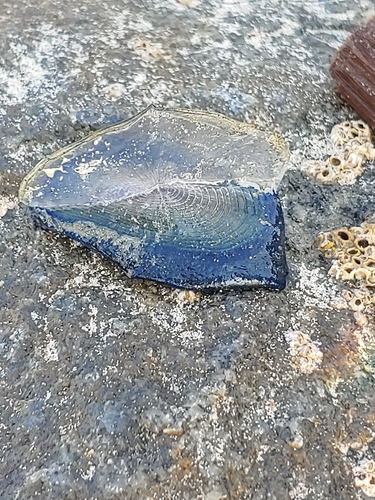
[{"left": 19, "top": 106, "right": 289, "bottom": 290}]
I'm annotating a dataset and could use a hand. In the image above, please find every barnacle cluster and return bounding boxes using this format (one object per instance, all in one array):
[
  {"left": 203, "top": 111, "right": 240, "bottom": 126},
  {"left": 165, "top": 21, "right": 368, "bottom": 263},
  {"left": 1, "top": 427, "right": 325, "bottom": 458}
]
[
  {"left": 284, "top": 330, "right": 323, "bottom": 374},
  {"left": 302, "top": 120, "right": 375, "bottom": 185},
  {"left": 353, "top": 459, "right": 375, "bottom": 497},
  {"left": 316, "top": 222, "right": 375, "bottom": 288},
  {"left": 176, "top": 290, "right": 201, "bottom": 304}
]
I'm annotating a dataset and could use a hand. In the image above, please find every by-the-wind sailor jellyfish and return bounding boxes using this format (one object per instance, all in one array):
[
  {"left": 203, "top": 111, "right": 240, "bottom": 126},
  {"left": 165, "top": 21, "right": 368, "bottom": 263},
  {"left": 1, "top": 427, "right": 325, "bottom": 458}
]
[{"left": 19, "top": 106, "right": 289, "bottom": 290}]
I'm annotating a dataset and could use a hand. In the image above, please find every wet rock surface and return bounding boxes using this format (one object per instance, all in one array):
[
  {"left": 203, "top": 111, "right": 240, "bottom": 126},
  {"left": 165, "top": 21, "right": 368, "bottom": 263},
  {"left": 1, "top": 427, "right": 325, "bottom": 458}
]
[{"left": 1, "top": 0, "right": 375, "bottom": 498}]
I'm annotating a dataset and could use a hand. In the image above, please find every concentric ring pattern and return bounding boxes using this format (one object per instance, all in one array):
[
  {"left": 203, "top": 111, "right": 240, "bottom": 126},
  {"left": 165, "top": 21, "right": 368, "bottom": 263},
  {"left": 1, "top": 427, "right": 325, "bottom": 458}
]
[{"left": 19, "top": 106, "right": 289, "bottom": 290}]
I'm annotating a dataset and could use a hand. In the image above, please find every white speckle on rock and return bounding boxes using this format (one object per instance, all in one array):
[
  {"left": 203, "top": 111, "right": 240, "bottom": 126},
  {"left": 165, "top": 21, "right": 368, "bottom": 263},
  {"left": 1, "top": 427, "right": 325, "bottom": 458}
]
[
  {"left": 0, "top": 196, "right": 17, "bottom": 218},
  {"left": 43, "top": 336, "right": 59, "bottom": 362},
  {"left": 82, "top": 304, "right": 98, "bottom": 336},
  {"left": 107, "top": 82, "right": 127, "bottom": 99},
  {"left": 293, "top": 264, "right": 337, "bottom": 310},
  {"left": 81, "top": 464, "right": 96, "bottom": 481},
  {"left": 289, "top": 482, "right": 310, "bottom": 499},
  {"left": 205, "top": 486, "right": 227, "bottom": 500}
]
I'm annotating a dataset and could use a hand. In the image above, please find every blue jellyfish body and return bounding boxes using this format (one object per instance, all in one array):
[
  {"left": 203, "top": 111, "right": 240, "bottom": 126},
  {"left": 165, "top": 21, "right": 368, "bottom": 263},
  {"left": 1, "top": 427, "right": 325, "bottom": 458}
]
[{"left": 19, "top": 107, "right": 288, "bottom": 290}]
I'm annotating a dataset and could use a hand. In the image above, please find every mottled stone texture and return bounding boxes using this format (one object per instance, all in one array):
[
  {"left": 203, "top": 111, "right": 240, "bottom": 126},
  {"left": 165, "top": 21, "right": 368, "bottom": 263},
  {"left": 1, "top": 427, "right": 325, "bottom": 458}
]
[
  {"left": 2, "top": 1, "right": 375, "bottom": 499},
  {"left": 331, "top": 16, "right": 375, "bottom": 128}
]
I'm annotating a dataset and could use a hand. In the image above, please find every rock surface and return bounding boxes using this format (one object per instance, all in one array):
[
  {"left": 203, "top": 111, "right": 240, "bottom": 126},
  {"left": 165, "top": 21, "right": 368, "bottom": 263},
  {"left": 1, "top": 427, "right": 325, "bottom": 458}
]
[{"left": 1, "top": 1, "right": 375, "bottom": 499}]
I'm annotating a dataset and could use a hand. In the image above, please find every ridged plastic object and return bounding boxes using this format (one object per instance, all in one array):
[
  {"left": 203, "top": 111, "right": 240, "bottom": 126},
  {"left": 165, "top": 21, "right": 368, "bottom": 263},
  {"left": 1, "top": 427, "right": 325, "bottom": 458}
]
[{"left": 330, "top": 17, "right": 375, "bottom": 129}]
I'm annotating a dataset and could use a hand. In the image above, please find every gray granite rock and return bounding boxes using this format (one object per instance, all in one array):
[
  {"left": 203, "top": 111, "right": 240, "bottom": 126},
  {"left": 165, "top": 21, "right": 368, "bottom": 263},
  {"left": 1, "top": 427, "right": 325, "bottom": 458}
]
[{"left": 1, "top": 0, "right": 375, "bottom": 499}]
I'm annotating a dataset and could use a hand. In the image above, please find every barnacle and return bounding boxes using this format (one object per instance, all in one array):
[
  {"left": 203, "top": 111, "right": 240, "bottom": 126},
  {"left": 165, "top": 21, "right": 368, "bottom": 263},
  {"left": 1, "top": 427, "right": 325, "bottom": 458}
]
[
  {"left": 353, "top": 459, "right": 375, "bottom": 497},
  {"left": 329, "top": 261, "right": 356, "bottom": 281},
  {"left": 315, "top": 164, "right": 337, "bottom": 183},
  {"left": 342, "top": 289, "right": 375, "bottom": 312},
  {"left": 354, "top": 310, "right": 368, "bottom": 327},
  {"left": 129, "top": 38, "right": 164, "bottom": 60},
  {"left": 284, "top": 330, "right": 323, "bottom": 374},
  {"left": 315, "top": 231, "right": 337, "bottom": 258},
  {"left": 176, "top": 290, "right": 201, "bottom": 304},
  {"left": 348, "top": 294, "right": 367, "bottom": 312},
  {"left": 302, "top": 120, "right": 375, "bottom": 185},
  {"left": 331, "top": 228, "right": 354, "bottom": 247},
  {"left": 331, "top": 120, "right": 372, "bottom": 148}
]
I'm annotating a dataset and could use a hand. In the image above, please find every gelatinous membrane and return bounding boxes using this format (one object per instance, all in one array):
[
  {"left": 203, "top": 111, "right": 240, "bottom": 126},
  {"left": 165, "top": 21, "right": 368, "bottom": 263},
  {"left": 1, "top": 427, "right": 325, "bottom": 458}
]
[{"left": 19, "top": 106, "right": 289, "bottom": 290}]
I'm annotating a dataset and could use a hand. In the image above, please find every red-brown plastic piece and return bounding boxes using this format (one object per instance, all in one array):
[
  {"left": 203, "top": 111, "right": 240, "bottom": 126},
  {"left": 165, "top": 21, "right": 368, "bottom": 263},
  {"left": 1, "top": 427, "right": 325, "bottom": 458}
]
[{"left": 330, "top": 17, "right": 375, "bottom": 128}]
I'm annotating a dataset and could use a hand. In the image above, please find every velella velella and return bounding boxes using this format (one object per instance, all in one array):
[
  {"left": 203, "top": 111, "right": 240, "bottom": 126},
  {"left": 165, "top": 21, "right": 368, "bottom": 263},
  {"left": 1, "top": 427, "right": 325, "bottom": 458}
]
[{"left": 19, "top": 106, "right": 289, "bottom": 290}]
